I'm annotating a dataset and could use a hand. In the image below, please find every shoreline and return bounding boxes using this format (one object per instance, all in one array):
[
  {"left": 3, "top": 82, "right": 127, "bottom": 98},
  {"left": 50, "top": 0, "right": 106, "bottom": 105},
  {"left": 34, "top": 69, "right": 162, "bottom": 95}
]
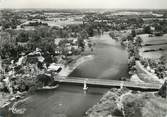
[
  {"left": 9, "top": 97, "right": 30, "bottom": 114},
  {"left": 85, "top": 88, "right": 130, "bottom": 117},
  {"left": 135, "top": 61, "right": 164, "bottom": 84},
  {"left": 58, "top": 55, "right": 94, "bottom": 77},
  {"left": 0, "top": 55, "right": 94, "bottom": 110},
  {"left": 85, "top": 87, "right": 166, "bottom": 117},
  {"left": 85, "top": 32, "right": 166, "bottom": 117},
  {"left": 0, "top": 54, "right": 94, "bottom": 110},
  {"left": 0, "top": 93, "right": 12, "bottom": 109},
  {"left": 0, "top": 91, "right": 27, "bottom": 109}
]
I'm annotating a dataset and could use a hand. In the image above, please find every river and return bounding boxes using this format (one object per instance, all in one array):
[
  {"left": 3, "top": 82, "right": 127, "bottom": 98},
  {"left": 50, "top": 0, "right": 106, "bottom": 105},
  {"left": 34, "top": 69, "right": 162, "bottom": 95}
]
[
  {"left": 0, "top": 32, "right": 128, "bottom": 117},
  {"left": 70, "top": 32, "right": 128, "bottom": 79}
]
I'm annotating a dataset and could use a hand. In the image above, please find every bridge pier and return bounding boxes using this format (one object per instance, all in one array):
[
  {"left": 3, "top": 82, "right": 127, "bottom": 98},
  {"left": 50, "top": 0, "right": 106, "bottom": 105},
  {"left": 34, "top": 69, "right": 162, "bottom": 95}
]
[
  {"left": 54, "top": 76, "right": 161, "bottom": 90},
  {"left": 83, "top": 79, "right": 88, "bottom": 91}
]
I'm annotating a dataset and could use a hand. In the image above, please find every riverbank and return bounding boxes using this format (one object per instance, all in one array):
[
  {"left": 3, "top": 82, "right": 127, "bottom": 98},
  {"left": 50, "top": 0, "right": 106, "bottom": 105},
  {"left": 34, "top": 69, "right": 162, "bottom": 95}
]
[
  {"left": 129, "top": 61, "right": 164, "bottom": 84},
  {"left": 137, "top": 34, "right": 167, "bottom": 82},
  {"left": 9, "top": 97, "right": 30, "bottom": 114},
  {"left": 135, "top": 61, "right": 164, "bottom": 84},
  {"left": 85, "top": 88, "right": 167, "bottom": 117},
  {"left": 0, "top": 92, "right": 11, "bottom": 109},
  {"left": 58, "top": 55, "right": 94, "bottom": 77},
  {"left": 85, "top": 88, "right": 125, "bottom": 117},
  {"left": 0, "top": 55, "right": 94, "bottom": 110},
  {"left": 85, "top": 31, "right": 167, "bottom": 117},
  {"left": 0, "top": 91, "right": 27, "bottom": 109}
]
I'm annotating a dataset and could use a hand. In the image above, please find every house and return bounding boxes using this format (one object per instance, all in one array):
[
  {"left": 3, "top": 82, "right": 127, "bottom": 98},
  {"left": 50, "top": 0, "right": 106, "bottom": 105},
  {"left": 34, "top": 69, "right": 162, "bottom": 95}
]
[
  {"left": 27, "top": 48, "right": 43, "bottom": 64},
  {"left": 150, "top": 26, "right": 155, "bottom": 31},
  {"left": 47, "top": 63, "right": 63, "bottom": 73},
  {"left": 16, "top": 25, "right": 22, "bottom": 30},
  {"left": 55, "top": 38, "right": 63, "bottom": 45},
  {"left": 28, "top": 48, "right": 42, "bottom": 56},
  {"left": 17, "top": 42, "right": 27, "bottom": 47},
  {"left": 65, "top": 43, "right": 73, "bottom": 55},
  {"left": 55, "top": 47, "right": 62, "bottom": 55},
  {"left": 84, "top": 39, "right": 90, "bottom": 47},
  {"left": 22, "top": 26, "right": 35, "bottom": 30},
  {"left": 72, "top": 45, "right": 79, "bottom": 50},
  {"left": 135, "top": 28, "right": 143, "bottom": 34},
  {"left": 16, "top": 55, "right": 27, "bottom": 66},
  {"left": 67, "top": 38, "right": 78, "bottom": 44},
  {"left": 65, "top": 43, "right": 72, "bottom": 49}
]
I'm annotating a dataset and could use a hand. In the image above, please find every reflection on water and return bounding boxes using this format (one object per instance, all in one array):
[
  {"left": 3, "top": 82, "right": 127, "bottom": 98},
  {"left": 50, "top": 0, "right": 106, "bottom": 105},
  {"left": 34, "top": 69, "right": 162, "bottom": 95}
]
[
  {"left": 3, "top": 85, "right": 108, "bottom": 117},
  {"left": 0, "top": 33, "right": 129, "bottom": 117}
]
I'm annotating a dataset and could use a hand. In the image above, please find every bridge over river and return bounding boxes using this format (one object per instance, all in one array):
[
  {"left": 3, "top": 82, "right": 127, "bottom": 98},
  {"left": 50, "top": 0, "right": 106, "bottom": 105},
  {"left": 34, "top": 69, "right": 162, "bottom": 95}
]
[{"left": 54, "top": 76, "right": 162, "bottom": 90}]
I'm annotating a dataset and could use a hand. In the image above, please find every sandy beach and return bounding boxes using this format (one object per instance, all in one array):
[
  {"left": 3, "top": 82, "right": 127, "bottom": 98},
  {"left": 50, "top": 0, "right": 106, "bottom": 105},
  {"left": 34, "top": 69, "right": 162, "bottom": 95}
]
[{"left": 58, "top": 55, "right": 94, "bottom": 77}]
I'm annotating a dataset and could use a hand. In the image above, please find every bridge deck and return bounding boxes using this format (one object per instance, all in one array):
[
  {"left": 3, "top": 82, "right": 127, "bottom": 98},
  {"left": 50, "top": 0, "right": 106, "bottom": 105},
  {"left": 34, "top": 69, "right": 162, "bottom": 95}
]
[{"left": 54, "top": 76, "right": 162, "bottom": 90}]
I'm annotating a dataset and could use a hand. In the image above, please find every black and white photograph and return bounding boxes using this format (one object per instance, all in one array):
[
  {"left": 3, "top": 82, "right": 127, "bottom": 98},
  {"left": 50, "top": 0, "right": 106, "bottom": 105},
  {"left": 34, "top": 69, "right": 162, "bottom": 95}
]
[{"left": 0, "top": 0, "right": 167, "bottom": 117}]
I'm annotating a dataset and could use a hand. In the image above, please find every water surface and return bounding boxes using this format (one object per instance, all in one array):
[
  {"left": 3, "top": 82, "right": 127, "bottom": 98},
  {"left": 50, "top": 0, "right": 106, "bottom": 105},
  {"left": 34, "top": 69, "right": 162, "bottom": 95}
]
[
  {"left": 70, "top": 32, "right": 129, "bottom": 80},
  {"left": 0, "top": 32, "right": 128, "bottom": 117}
]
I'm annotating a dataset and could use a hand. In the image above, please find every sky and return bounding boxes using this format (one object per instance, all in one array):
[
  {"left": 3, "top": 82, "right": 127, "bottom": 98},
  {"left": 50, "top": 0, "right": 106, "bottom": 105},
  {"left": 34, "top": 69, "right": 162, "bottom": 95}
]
[{"left": 0, "top": 0, "right": 167, "bottom": 9}]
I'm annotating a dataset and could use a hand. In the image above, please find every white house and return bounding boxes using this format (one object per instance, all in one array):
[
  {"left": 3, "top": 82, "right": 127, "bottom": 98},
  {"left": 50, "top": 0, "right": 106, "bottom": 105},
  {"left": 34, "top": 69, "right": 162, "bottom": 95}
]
[
  {"left": 47, "top": 63, "right": 63, "bottom": 72},
  {"left": 55, "top": 38, "right": 63, "bottom": 45}
]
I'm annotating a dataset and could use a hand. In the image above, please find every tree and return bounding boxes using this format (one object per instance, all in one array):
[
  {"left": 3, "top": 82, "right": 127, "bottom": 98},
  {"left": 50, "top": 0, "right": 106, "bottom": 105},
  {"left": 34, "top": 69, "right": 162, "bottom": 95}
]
[
  {"left": 135, "top": 37, "right": 143, "bottom": 47},
  {"left": 79, "top": 30, "right": 89, "bottom": 39},
  {"left": 16, "top": 31, "right": 29, "bottom": 42},
  {"left": 36, "top": 74, "right": 53, "bottom": 87},
  {"left": 76, "top": 30, "right": 88, "bottom": 51},
  {"left": 27, "top": 27, "right": 56, "bottom": 54},
  {"left": 159, "top": 56, "right": 167, "bottom": 64},
  {"left": 85, "top": 24, "right": 94, "bottom": 37},
  {"left": 158, "top": 80, "right": 167, "bottom": 98},
  {"left": 109, "top": 32, "right": 116, "bottom": 39},
  {"left": 155, "top": 64, "right": 166, "bottom": 79},
  {"left": 0, "top": 31, "right": 18, "bottom": 59},
  {"left": 127, "top": 35, "right": 134, "bottom": 42},
  {"left": 143, "top": 26, "right": 152, "bottom": 34},
  {"left": 0, "top": 10, "right": 21, "bottom": 30},
  {"left": 131, "top": 30, "right": 136, "bottom": 37}
]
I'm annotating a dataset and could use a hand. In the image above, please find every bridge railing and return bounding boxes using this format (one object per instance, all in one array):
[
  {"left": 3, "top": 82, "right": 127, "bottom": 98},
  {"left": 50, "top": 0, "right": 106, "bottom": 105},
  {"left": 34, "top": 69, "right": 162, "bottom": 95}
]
[{"left": 54, "top": 76, "right": 162, "bottom": 89}]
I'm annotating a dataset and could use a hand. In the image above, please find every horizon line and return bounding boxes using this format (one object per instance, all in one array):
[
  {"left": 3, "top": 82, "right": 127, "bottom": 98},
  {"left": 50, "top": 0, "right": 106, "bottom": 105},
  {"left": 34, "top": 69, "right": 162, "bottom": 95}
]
[{"left": 1, "top": 8, "right": 167, "bottom": 10}]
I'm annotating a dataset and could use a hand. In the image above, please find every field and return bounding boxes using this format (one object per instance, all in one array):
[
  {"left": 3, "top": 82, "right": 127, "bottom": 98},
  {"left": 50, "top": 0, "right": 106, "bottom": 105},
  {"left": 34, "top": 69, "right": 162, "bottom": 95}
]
[
  {"left": 139, "top": 34, "right": 167, "bottom": 59},
  {"left": 140, "top": 34, "right": 167, "bottom": 45}
]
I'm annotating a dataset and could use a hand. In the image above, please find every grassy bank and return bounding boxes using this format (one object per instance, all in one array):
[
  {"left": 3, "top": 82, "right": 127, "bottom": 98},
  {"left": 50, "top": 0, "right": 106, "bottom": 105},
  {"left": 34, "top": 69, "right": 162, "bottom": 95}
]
[
  {"left": 85, "top": 88, "right": 127, "bottom": 117},
  {"left": 85, "top": 88, "right": 167, "bottom": 117},
  {"left": 122, "top": 91, "right": 167, "bottom": 117},
  {"left": 135, "top": 61, "right": 163, "bottom": 83}
]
